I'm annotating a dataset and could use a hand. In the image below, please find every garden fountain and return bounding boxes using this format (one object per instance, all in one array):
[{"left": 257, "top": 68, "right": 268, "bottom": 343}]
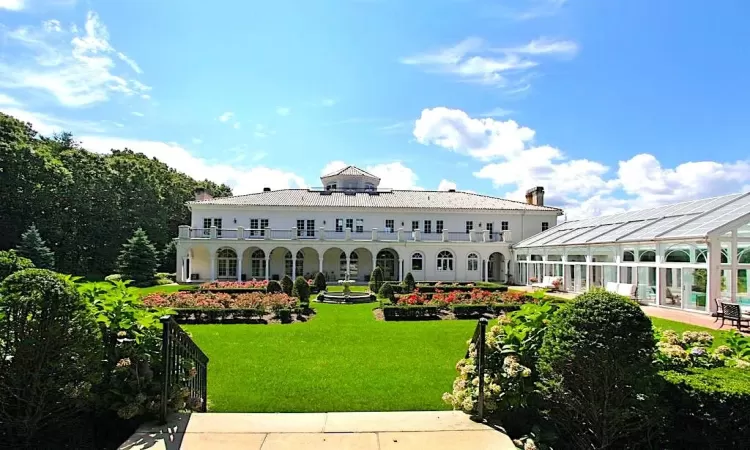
[
  {"left": 338, "top": 272, "right": 355, "bottom": 297},
  {"left": 315, "top": 272, "right": 373, "bottom": 304}
]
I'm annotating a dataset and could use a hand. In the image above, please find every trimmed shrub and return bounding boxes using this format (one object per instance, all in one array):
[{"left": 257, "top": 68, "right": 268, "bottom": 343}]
[
  {"left": 313, "top": 271, "right": 327, "bottom": 293},
  {"left": 293, "top": 276, "right": 310, "bottom": 303},
  {"left": 378, "top": 282, "right": 395, "bottom": 301},
  {"left": 450, "top": 304, "right": 490, "bottom": 317},
  {"left": 278, "top": 308, "right": 292, "bottom": 324},
  {"left": 116, "top": 228, "right": 159, "bottom": 286},
  {"left": 402, "top": 272, "right": 416, "bottom": 292},
  {"left": 537, "top": 289, "right": 658, "bottom": 449},
  {"left": 382, "top": 305, "right": 439, "bottom": 320},
  {"left": 17, "top": 224, "right": 55, "bottom": 269},
  {"left": 659, "top": 367, "right": 750, "bottom": 448},
  {"left": 0, "top": 250, "right": 35, "bottom": 281},
  {"left": 0, "top": 269, "right": 101, "bottom": 447},
  {"left": 370, "top": 267, "right": 384, "bottom": 293},
  {"left": 155, "top": 278, "right": 173, "bottom": 286},
  {"left": 280, "top": 275, "right": 293, "bottom": 296},
  {"left": 104, "top": 273, "right": 122, "bottom": 282},
  {"left": 266, "top": 280, "right": 282, "bottom": 293}
]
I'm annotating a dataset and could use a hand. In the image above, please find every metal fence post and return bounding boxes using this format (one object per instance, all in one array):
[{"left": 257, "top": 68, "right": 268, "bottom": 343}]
[
  {"left": 471, "top": 317, "right": 488, "bottom": 423},
  {"left": 160, "top": 316, "right": 172, "bottom": 424}
]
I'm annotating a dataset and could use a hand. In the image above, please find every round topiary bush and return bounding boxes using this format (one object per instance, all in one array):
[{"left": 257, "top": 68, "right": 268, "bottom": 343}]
[
  {"left": 293, "top": 276, "right": 310, "bottom": 304},
  {"left": 0, "top": 269, "right": 101, "bottom": 447},
  {"left": 313, "top": 271, "right": 327, "bottom": 293},
  {"left": 280, "top": 275, "right": 294, "bottom": 296},
  {"left": 266, "top": 280, "right": 282, "bottom": 293},
  {"left": 0, "top": 250, "right": 35, "bottom": 282},
  {"left": 378, "top": 282, "right": 395, "bottom": 301},
  {"left": 402, "top": 272, "right": 415, "bottom": 293},
  {"left": 537, "top": 289, "right": 658, "bottom": 449}
]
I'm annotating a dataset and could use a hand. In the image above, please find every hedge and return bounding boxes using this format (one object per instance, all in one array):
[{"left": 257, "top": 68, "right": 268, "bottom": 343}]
[
  {"left": 169, "top": 308, "right": 266, "bottom": 323},
  {"left": 196, "top": 287, "right": 267, "bottom": 293},
  {"left": 659, "top": 367, "right": 750, "bottom": 448},
  {"left": 410, "top": 285, "right": 508, "bottom": 294},
  {"left": 451, "top": 304, "right": 490, "bottom": 317},
  {"left": 382, "top": 305, "right": 439, "bottom": 320}
]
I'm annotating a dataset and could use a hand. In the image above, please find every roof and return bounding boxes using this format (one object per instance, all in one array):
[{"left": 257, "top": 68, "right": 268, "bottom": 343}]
[
  {"left": 320, "top": 165, "right": 380, "bottom": 180},
  {"left": 189, "top": 189, "right": 562, "bottom": 212},
  {"left": 515, "top": 192, "right": 750, "bottom": 248}
]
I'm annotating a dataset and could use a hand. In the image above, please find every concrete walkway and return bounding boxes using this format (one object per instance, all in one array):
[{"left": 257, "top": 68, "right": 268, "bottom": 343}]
[{"left": 119, "top": 411, "right": 514, "bottom": 450}]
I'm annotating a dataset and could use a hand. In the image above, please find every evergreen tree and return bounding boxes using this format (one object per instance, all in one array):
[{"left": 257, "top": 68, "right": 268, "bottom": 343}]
[
  {"left": 117, "top": 228, "right": 158, "bottom": 285},
  {"left": 17, "top": 224, "right": 55, "bottom": 269},
  {"left": 369, "top": 266, "right": 384, "bottom": 293},
  {"left": 281, "top": 275, "right": 294, "bottom": 296},
  {"left": 402, "top": 272, "right": 416, "bottom": 293}
]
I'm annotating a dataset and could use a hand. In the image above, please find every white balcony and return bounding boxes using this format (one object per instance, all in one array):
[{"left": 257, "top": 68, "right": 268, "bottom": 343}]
[{"left": 178, "top": 226, "right": 511, "bottom": 244}]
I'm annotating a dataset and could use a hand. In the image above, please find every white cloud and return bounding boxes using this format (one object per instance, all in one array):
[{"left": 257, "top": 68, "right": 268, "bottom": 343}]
[
  {"left": 480, "top": 107, "right": 512, "bottom": 118},
  {"left": 79, "top": 136, "right": 308, "bottom": 194},
  {"left": 413, "top": 107, "right": 750, "bottom": 220},
  {"left": 437, "top": 179, "right": 457, "bottom": 191},
  {"left": 117, "top": 52, "right": 143, "bottom": 74},
  {"left": 0, "top": 106, "right": 105, "bottom": 135},
  {"left": 321, "top": 160, "right": 348, "bottom": 176},
  {"left": 0, "top": 93, "right": 20, "bottom": 105},
  {"left": 0, "top": 11, "right": 151, "bottom": 107},
  {"left": 192, "top": 137, "right": 203, "bottom": 145},
  {"left": 366, "top": 162, "right": 421, "bottom": 190},
  {"left": 131, "top": 111, "right": 144, "bottom": 117},
  {"left": 218, "top": 111, "right": 233, "bottom": 122},
  {"left": 276, "top": 107, "right": 291, "bottom": 116},
  {"left": 414, "top": 107, "right": 535, "bottom": 161},
  {"left": 0, "top": 0, "right": 24, "bottom": 11},
  {"left": 401, "top": 36, "right": 575, "bottom": 89}
]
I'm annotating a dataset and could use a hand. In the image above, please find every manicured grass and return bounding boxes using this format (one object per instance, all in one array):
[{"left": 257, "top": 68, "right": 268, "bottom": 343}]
[
  {"left": 185, "top": 301, "right": 475, "bottom": 412},
  {"left": 78, "top": 281, "right": 187, "bottom": 295},
  {"left": 650, "top": 317, "right": 729, "bottom": 348}
]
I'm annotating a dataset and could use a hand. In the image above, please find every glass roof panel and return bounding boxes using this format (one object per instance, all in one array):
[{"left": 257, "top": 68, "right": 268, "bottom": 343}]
[
  {"left": 563, "top": 223, "right": 623, "bottom": 244},
  {"left": 544, "top": 227, "right": 596, "bottom": 245},
  {"left": 618, "top": 216, "right": 697, "bottom": 242},
  {"left": 588, "top": 219, "right": 655, "bottom": 243}
]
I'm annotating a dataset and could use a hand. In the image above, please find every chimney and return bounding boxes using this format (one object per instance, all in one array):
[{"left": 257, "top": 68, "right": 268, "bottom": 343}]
[
  {"left": 263, "top": 187, "right": 271, "bottom": 192},
  {"left": 448, "top": 188, "right": 456, "bottom": 192},
  {"left": 525, "top": 186, "right": 544, "bottom": 206},
  {"left": 194, "top": 188, "right": 213, "bottom": 202}
]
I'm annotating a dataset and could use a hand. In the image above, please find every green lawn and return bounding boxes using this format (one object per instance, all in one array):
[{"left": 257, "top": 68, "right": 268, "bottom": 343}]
[
  {"left": 650, "top": 317, "right": 729, "bottom": 348},
  {"left": 185, "top": 301, "right": 475, "bottom": 412}
]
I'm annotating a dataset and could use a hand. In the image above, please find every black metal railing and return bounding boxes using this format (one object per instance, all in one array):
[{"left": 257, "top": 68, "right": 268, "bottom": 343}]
[
  {"left": 466, "top": 317, "right": 488, "bottom": 423},
  {"left": 160, "top": 316, "right": 209, "bottom": 423}
]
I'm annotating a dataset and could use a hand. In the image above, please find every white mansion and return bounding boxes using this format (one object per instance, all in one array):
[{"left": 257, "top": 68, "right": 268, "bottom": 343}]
[{"left": 175, "top": 166, "right": 561, "bottom": 284}]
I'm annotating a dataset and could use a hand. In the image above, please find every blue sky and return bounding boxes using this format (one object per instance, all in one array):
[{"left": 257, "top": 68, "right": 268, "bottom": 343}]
[{"left": 2, "top": 0, "right": 750, "bottom": 219}]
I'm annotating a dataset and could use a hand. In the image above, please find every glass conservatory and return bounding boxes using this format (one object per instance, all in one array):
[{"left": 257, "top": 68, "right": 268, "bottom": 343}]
[{"left": 513, "top": 192, "right": 750, "bottom": 314}]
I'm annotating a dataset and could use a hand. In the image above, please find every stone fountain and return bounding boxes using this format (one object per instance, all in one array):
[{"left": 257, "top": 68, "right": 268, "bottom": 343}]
[{"left": 338, "top": 272, "right": 355, "bottom": 298}]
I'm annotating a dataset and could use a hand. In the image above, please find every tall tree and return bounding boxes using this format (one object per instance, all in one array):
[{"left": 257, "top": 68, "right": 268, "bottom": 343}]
[
  {"left": 17, "top": 224, "right": 55, "bottom": 269},
  {"left": 117, "top": 228, "right": 159, "bottom": 285}
]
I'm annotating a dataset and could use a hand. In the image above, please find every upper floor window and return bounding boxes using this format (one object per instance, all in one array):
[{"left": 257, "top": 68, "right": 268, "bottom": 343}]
[
  {"left": 486, "top": 222, "right": 493, "bottom": 234},
  {"left": 346, "top": 218, "right": 353, "bottom": 231},
  {"left": 542, "top": 222, "right": 549, "bottom": 231},
  {"left": 411, "top": 220, "right": 419, "bottom": 231},
  {"left": 501, "top": 221, "right": 509, "bottom": 231},
  {"left": 436, "top": 220, "right": 444, "bottom": 234},
  {"left": 336, "top": 218, "right": 344, "bottom": 233},
  {"left": 424, "top": 220, "right": 432, "bottom": 233},
  {"left": 306, "top": 219, "right": 315, "bottom": 237},
  {"left": 297, "top": 219, "right": 305, "bottom": 236},
  {"left": 365, "top": 183, "right": 375, "bottom": 191},
  {"left": 437, "top": 250, "right": 454, "bottom": 271},
  {"left": 204, "top": 218, "right": 222, "bottom": 236},
  {"left": 249, "top": 218, "right": 268, "bottom": 237},
  {"left": 467, "top": 253, "right": 479, "bottom": 271},
  {"left": 326, "top": 183, "right": 337, "bottom": 190},
  {"left": 355, "top": 219, "right": 364, "bottom": 233},
  {"left": 385, "top": 219, "right": 394, "bottom": 233},
  {"left": 465, "top": 221, "right": 473, "bottom": 234}
]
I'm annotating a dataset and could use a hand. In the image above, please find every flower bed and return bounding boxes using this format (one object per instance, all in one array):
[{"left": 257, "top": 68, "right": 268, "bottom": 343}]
[
  {"left": 197, "top": 279, "right": 318, "bottom": 293},
  {"left": 394, "top": 283, "right": 507, "bottom": 294},
  {"left": 142, "top": 291, "right": 305, "bottom": 324},
  {"left": 381, "top": 289, "right": 534, "bottom": 321}
]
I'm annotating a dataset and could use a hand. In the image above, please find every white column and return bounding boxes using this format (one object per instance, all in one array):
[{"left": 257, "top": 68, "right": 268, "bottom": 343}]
[
  {"left": 292, "top": 256, "right": 297, "bottom": 279},
  {"left": 264, "top": 257, "right": 270, "bottom": 281},
  {"left": 210, "top": 254, "right": 216, "bottom": 281},
  {"left": 399, "top": 258, "right": 404, "bottom": 282},
  {"left": 562, "top": 264, "right": 569, "bottom": 291},
  {"left": 730, "top": 230, "right": 738, "bottom": 303},
  {"left": 346, "top": 254, "right": 351, "bottom": 278},
  {"left": 483, "top": 259, "right": 488, "bottom": 282},
  {"left": 655, "top": 244, "right": 663, "bottom": 306},
  {"left": 318, "top": 253, "right": 323, "bottom": 275},
  {"left": 237, "top": 254, "right": 242, "bottom": 281},
  {"left": 585, "top": 255, "right": 591, "bottom": 291}
]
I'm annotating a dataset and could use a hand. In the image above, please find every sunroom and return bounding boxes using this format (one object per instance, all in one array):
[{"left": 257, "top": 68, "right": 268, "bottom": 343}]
[{"left": 512, "top": 192, "right": 750, "bottom": 314}]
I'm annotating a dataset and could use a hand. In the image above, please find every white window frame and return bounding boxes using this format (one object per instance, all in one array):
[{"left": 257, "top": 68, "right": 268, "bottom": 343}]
[
  {"left": 467, "top": 253, "right": 479, "bottom": 271},
  {"left": 411, "top": 252, "right": 424, "bottom": 271},
  {"left": 437, "top": 250, "right": 454, "bottom": 271}
]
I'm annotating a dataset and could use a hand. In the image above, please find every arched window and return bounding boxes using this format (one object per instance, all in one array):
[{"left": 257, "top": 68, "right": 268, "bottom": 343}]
[
  {"left": 411, "top": 252, "right": 424, "bottom": 271},
  {"left": 217, "top": 248, "right": 237, "bottom": 278},
  {"left": 340, "top": 251, "right": 359, "bottom": 278},
  {"left": 639, "top": 250, "right": 656, "bottom": 262},
  {"left": 467, "top": 253, "right": 479, "bottom": 271},
  {"left": 437, "top": 250, "right": 454, "bottom": 271},
  {"left": 665, "top": 249, "right": 691, "bottom": 263},
  {"left": 376, "top": 249, "right": 397, "bottom": 280},
  {"left": 251, "top": 249, "right": 265, "bottom": 278},
  {"left": 285, "top": 250, "right": 304, "bottom": 277}
]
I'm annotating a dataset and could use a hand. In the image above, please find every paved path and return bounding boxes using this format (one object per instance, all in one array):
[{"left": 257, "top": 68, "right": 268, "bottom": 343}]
[{"left": 119, "top": 411, "right": 514, "bottom": 450}]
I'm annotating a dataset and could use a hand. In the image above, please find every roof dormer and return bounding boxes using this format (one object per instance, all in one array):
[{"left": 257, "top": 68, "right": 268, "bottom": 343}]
[{"left": 320, "top": 165, "right": 380, "bottom": 191}]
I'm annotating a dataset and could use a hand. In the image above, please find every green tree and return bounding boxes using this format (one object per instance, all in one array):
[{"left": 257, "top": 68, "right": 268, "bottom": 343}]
[
  {"left": 117, "top": 228, "right": 159, "bottom": 286},
  {"left": 293, "top": 276, "right": 311, "bottom": 304},
  {"left": 0, "top": 250, "right": 35, "bottom": 281},
  {"left": 369, "top": 266, "right": 384, "bottom": 293},
  {"left": 280, "top": 275, "right": 294, "bottom": 296},
  {"left": 402, "top": 272, "right": 416, "bottom": 293},
  {"left": 313, "top": 271, "right": 327, "bottom": 292},
  {"left": 17, "top": 224, "right": 55, "bottom": 269}
]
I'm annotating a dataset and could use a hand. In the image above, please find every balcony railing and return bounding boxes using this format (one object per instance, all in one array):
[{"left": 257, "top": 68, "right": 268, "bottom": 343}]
[{"left": 179, "top": 226, "right": 510, "bottom": 244}]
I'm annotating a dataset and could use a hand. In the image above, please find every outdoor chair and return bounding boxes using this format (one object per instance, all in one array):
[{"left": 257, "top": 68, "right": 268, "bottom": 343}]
[
  {"left": 720, "top": 302, "right": 749, "bottom": 332},
  {"left": 712, "top": 298, "right": 725, "bottom": 323}
]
